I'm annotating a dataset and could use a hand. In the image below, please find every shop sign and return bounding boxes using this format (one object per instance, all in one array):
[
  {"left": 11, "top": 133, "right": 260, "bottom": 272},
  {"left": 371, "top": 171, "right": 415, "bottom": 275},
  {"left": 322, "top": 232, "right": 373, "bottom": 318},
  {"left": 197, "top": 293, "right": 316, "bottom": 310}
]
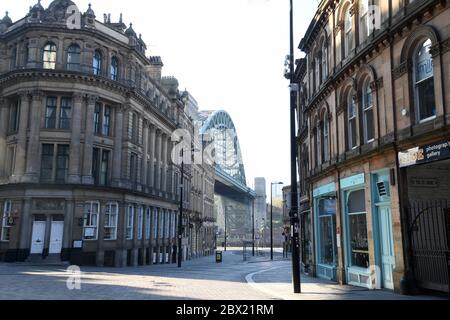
[
  {"left": 340, "top": 173, "right": 365, "bottom": 189},
  {"left": 399, "top": 140, "right": 450, "bottom": 168}
]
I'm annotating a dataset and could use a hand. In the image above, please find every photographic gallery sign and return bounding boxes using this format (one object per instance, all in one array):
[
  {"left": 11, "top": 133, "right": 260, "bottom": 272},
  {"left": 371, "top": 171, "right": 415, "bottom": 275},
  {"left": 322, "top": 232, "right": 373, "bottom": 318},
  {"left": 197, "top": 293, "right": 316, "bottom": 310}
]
[{"left": 399, "top": 140, "right": 450, "bottom": 168}]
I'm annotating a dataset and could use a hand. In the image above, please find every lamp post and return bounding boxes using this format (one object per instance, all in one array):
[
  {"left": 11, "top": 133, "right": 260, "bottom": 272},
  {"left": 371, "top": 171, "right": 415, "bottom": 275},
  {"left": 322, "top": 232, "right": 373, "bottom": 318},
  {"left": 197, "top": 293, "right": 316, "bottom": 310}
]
[
  {"left": 177, "top": 148, "right": 184, "bottom": 268},
  {"left": 224, "top": 205, "right": 233, "bottom": 251},
  {"left": 271, "top": 182, "right": 283, "bottom": 260},
  {"left": 252, "top": 199, "right": 255, "bottom": 256},
  {"left": 284, "top": 0, "right": 301, "bottom": 293}
]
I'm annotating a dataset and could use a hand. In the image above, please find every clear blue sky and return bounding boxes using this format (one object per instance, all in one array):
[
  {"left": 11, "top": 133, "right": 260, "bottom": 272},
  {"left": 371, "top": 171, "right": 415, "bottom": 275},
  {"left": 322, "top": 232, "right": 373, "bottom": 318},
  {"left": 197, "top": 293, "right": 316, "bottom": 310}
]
[{"left": 5, "top": 0, "right": 318, "bottom": 194}]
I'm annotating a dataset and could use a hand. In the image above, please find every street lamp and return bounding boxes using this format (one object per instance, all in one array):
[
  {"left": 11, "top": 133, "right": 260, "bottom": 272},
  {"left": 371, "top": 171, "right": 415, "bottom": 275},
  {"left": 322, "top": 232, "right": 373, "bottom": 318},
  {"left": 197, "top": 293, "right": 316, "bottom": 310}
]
[
  {"left": 271, "top": 182, "right": 283, "bottom": 260},
  {"left": 284, "top": 0, "right": 302, "bottom": 293}
]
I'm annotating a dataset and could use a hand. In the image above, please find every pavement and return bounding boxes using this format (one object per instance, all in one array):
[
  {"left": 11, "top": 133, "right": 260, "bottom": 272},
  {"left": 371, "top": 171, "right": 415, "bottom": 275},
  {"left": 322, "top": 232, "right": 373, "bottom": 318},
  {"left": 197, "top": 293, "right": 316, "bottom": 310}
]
[{"left": 0, "top": 248, "right": 445, "bottom": 300}]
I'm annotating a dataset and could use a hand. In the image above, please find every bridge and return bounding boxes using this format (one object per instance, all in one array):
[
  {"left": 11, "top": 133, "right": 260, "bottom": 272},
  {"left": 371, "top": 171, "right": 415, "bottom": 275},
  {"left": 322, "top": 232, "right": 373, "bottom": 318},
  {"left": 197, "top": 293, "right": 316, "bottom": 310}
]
[{"left": 198, "top": 110, "right": 256, "bottom": 246}]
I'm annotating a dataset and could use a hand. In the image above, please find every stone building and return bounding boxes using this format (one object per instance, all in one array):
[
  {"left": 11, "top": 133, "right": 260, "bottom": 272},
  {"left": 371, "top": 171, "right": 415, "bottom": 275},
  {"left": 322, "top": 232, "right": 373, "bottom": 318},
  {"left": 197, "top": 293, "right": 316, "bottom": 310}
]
[
  {"left": 295, "top": 0, "right": 450, "bottom": 293},
  {"left": 0, "top": 0, "right": 215, "bottom": 267}
]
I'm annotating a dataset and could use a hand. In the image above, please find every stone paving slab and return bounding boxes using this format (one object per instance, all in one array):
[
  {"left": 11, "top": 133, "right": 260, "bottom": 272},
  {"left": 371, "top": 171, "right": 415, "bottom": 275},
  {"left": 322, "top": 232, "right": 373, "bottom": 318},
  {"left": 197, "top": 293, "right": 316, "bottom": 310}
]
[{"left": 245, "top": 261, "right": 445, "bottom": 300}]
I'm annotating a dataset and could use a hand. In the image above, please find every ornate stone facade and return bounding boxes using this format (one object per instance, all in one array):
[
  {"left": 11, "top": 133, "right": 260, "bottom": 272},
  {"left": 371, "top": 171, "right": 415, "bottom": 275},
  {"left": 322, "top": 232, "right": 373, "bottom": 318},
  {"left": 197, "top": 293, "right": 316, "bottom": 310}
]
[
  {"left": 296, "top": 0, "right": 450, "bottom": 293},
  {"left": 0, "top": 0, "right": 215, "bottom": 267}
]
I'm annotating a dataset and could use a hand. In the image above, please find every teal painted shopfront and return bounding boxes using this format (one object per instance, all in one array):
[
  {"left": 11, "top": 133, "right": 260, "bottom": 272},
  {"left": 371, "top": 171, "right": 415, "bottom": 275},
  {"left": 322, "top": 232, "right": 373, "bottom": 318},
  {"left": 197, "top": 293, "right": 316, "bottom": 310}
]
[{"left": 313, "top": 183, "right": 338, "bottom": 281}]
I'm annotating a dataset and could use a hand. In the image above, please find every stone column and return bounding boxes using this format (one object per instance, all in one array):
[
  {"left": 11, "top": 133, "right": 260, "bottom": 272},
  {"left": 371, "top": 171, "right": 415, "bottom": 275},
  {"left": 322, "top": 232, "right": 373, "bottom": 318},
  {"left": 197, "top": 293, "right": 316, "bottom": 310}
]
[
  {"left": 115, "top": 202, "right": 127, "bottom": 268},
  {"left": 82, "top": 95, "right": 98, "bottom": 185},
  {"left": 162, "top": 135, "right": 168, "bottom": 194},
  {"left": 18, "top": 198, "right": 32, "bottom": 260},
  {"left": 132, "top": 206, "right": 139, "bottom": 266},
  {"left": 68, "top": 93, "right": 84, "bottom": 184},
  {"left": 155, "top": 130, "right": 162, "bottom": 191},
  {"left": 112, "top": 105, "right": 124, "bottom": 187},
  {"left": 23, "top": 90, "right": 44, "bottom": 183},
  {"left": 0, "top": 97, "right": 8, "bottom": 179},
  {"left": 12, "top": 92, "right": 30, "bottom": 183},
  {"left": 62, "top": 200, "right": 74, "bottom": 261},
  {"left": 149, "top": 125, "right": 156, "bottom": 192}
]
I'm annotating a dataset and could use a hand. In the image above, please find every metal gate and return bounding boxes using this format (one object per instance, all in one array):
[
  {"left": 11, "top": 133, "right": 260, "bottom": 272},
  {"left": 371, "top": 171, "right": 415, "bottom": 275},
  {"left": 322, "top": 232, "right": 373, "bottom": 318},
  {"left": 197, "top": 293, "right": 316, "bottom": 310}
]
[{"left": 407, "top": 200, "right": 450, "bottom": 293}]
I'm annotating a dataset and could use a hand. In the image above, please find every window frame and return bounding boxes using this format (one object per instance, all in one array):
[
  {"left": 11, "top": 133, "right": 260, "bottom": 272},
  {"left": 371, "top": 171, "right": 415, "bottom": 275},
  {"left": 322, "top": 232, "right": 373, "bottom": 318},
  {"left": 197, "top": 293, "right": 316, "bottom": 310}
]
[
  {"left": 413, "top": 39, "right": 436, "bottom": 124},
  {"left": 83, "top": 201, "right": 100, "bottom": 241},
  {"left": 137, "top": 206, "right": 144, "bottom": 240},
  {"left": 126, "top": 205, "right": 134, "bottom": 240},
  {"left": 93, "top": 50, "right": 102, "bottom": 76},
  {"left": 347, "top": 94, "right": 358, "bottom": 150},
  {"left": 1, "top": 200, "right": 12, "bottom": 242},
  {"left": 43, "top": 42, "right": 57, "bottom": 70},
  {"left": 110, "top": 56, "right": 119, "bottom": 81},
  {"left": 362, "top": 80, "right": 375, "bottom": 144},
  {"left": 104, "top": 202, "right": 118, "bottom": 241},
  {"left": 66, "top": 44, "right": 81, "bottom": 71}
]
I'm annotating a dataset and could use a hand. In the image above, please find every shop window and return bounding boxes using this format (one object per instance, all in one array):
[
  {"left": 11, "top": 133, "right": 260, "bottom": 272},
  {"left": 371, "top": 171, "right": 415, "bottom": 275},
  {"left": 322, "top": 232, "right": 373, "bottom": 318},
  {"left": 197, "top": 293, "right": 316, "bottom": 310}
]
[
  {"left": 43, "top": 42, "right": 57, "bottom": 69},
  {"left": 83, "top": 201, "right": 99, "bottom": 240},
  {"left": 318, "top": 198, "right": 336, "bottom": 265},
  {"left": 1, "top": 200, "right": 12, "bottom": 242},
  {"left": 104, "top": 203, "right": 118, "bottom": 240},
  {"left": 414, "top": 39, "right": 436, "bottom": 123},
  {"left": 66, "top": 44, "right": 81, "bottom": 71},
  {"left": 347, "top": 189, "right": 369, "bottom": 268}
]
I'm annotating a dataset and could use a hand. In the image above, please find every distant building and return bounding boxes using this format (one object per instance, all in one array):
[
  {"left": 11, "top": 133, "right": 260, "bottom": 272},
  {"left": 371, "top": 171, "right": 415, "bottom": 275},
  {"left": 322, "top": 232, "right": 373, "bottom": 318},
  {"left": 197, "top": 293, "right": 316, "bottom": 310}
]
[{"left": 254, "top": 178, "right": 267, "bottom": 233}]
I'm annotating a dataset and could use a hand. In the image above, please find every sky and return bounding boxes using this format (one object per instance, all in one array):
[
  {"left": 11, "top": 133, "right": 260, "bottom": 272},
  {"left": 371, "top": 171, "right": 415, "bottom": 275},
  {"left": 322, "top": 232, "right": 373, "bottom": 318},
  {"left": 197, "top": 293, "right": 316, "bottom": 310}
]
[{"left": 5, "top": 0, "right": 318, "bottom": 196}]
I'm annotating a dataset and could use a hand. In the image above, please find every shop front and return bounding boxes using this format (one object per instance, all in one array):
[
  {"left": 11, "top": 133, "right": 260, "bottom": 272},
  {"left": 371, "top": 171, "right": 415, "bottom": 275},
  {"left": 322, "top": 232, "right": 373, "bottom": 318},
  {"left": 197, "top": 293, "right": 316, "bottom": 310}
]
[
  {"left": 313, "top": 182, "right": 338, "bottom": 281},
  {"left": 340, "top": 173, "right": 373, "bottom": 289},
  {"left": 399, "top": 138, "right": 450, "bottom": 293}
]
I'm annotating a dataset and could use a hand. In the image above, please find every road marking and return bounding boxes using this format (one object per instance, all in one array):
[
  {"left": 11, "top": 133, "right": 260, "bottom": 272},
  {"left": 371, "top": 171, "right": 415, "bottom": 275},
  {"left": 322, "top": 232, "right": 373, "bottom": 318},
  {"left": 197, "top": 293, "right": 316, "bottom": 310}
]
[{"left": 245, "top": 266, "right": 288, "bottom": 300}]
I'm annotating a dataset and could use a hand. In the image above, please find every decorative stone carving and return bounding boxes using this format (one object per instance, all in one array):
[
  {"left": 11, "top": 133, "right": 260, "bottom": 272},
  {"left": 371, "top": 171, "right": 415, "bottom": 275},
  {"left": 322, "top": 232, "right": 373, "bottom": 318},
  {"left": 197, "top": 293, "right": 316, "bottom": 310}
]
[
  {"left": 33, "top": 199, "right": 65, "bottom": 211},
  {"left": 393, "top": 61, "right": 409, "bottom": 80}
]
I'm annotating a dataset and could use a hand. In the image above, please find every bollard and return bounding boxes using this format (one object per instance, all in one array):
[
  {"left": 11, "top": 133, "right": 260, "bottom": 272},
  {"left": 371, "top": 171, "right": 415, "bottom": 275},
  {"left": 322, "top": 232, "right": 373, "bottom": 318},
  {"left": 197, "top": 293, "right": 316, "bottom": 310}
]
[{"left": 216, "top": 251, "right": 223, "bottom": 263}]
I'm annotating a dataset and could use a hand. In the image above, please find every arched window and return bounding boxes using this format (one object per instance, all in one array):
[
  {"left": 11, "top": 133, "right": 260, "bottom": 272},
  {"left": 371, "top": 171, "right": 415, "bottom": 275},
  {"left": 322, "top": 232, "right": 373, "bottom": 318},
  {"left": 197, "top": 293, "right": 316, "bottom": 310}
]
[
  {"left": 111, "top": 57, "right": 119, "bottom": 81},
  {"left": 322, "top": 40, "right": 328, "bottom": 82},
  {"left": 43, "top": 42, "right": 57, "bottom": 69},
  {"left": 344, "top": 8, "right": 353, "bottom": 58},
  {"left": 66, "top": 44, "right": 81, "bottom": 71},
  {"left": 313, "top": 120, "right": 319, "bottom": 168},
  {"left": 93, "top": 50, "right": 102, "bottom": 75},
  {"left": 347, "top": 94, "right": 357, "bottom": 150},
  {"left": 359, "top": 0, "right": 370, "bottom": 41},
  {"left": 362, "top": 80, "right": 374, "bottom": 143},
  {"left": 322, "top": 113, "right": 329, "bottom": 162},
  {"left": 316, "top": 55, "right": 321, "bottom": 89},
  {"left": 414, "top": 39, "right": 436, "bottom": 123}
]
